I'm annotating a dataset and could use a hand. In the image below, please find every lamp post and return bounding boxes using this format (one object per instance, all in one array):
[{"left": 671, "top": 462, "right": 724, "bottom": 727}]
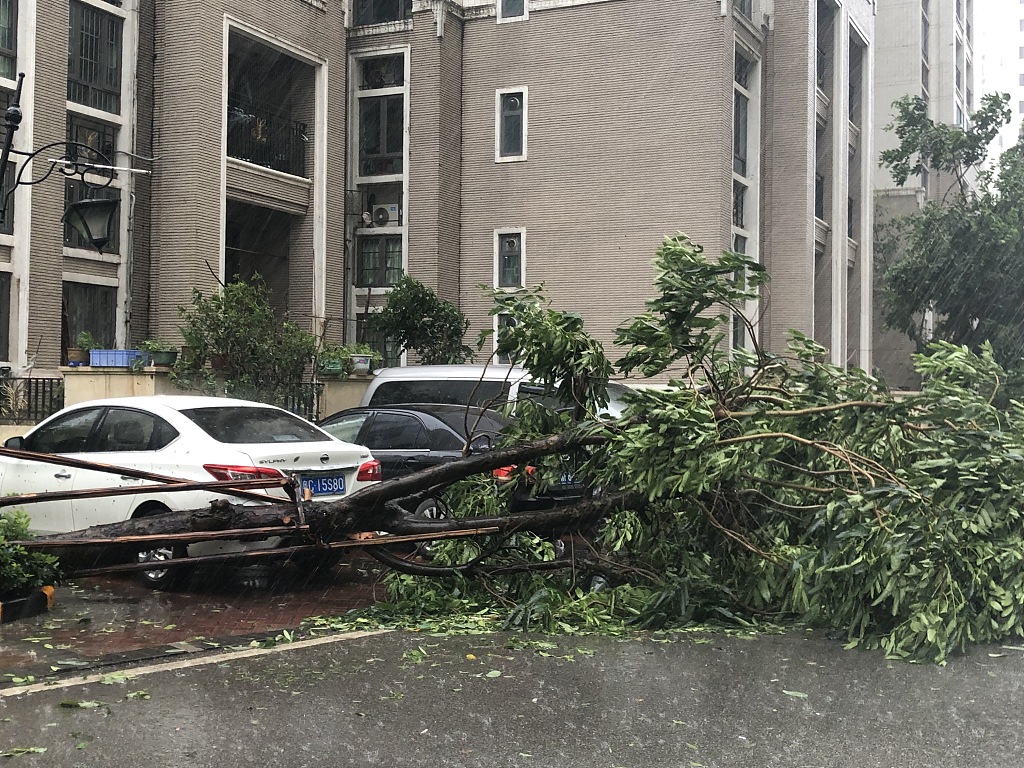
[{"left": 0, "top": 72, "right": 124, "bottom": 252}]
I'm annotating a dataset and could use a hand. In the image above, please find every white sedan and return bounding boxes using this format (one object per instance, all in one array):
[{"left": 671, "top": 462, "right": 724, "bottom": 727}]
[{"left": 0, "top": 395, "right": 381, "bottom": 588}]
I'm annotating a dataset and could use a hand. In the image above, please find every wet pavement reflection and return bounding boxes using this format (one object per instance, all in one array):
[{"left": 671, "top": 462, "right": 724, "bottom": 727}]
[{"left": 0, "top": 556, "right": 383, "bottom": 678}]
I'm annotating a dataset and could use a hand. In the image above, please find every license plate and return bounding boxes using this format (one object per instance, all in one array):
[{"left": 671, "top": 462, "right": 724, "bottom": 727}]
[{"left": 300, "top": 473, "right": 346, "bottom": 497}]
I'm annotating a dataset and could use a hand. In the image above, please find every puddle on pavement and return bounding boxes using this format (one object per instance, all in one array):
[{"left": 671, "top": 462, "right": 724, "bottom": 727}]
[{"left": 0, "top": 556, "right": 385, "bottom": 676}]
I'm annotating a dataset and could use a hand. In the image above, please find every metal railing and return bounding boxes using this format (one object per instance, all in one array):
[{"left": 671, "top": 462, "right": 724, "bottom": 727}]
[
  {"left": 226, "top": 95, "right": 308, "bottom": 177},
  {"left": 277, "top": 382, "right": 324, "bottom": 423},
  {"left": 0, "top": 376, "right": 64, "bottom": 424}
]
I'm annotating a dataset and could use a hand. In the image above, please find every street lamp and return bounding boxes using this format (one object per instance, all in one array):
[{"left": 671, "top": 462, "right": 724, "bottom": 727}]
[{"left": 0, "top": 73, "right": 131, "bottom": 253}]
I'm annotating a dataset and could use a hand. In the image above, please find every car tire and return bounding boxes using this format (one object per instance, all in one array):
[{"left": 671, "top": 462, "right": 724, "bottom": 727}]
[
  {"left": 132, "top": 503, "right": 192, "bottom": 591},
  {"left": 406, "top": 497, "right": 448, "bottom": 558}
]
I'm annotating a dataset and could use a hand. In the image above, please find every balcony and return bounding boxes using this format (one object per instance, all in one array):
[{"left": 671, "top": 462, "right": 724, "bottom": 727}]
[{"left": 227, "top": 95, "right": 308, "bottom": 178}]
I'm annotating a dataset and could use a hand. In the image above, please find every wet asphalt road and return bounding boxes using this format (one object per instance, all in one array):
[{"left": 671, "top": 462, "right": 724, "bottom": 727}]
[
  {"left": 2, "top": 561, "right": 1024, "bottom": 766},
  {"left": 1, "top": 628, "right": 1023, "bottom": 767}
]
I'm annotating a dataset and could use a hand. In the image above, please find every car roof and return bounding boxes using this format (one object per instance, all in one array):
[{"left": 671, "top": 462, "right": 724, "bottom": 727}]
[
  {"left": 62, "top": 395, "right": 290, "bottom": 414},
  {"left": 367, "top": 364, "right": 529, "bottom": 382}
]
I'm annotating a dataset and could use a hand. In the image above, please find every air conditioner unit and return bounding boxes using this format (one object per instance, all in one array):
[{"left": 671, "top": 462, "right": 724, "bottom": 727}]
[{"left": 371, "top": 204, "right": 401, "bottom": 227}]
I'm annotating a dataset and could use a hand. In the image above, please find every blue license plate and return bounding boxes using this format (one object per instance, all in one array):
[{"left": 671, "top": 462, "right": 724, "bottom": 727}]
[{"left": 301, "top": 474, "right": 346, "bottom": 496}]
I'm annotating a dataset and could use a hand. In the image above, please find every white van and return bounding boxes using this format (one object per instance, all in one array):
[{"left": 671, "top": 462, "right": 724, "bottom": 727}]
[{"left": 359, "top": 364, "right": 630, "bottom": 417}]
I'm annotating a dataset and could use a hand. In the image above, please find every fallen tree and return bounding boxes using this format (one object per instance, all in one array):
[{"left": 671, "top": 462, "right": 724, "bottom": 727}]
[{"left": 13, "top": 234, "right": 1024, "bottom": 663}]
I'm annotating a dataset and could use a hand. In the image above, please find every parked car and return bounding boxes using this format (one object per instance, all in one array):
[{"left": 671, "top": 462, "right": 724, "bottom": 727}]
[
  {"left": 319, "top": 403, "right": 586, "bottom": 516},
  {"left": 1, "top": 395, "right": 381, "bottom": 588},
  {"left": 358, "top": 364, "right": 632, "bottom": 418}
]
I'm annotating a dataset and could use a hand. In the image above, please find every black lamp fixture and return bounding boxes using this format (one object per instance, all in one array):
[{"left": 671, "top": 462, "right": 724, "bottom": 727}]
[{"left": 0, "top": 73, "right": 130, "bottom": 253}]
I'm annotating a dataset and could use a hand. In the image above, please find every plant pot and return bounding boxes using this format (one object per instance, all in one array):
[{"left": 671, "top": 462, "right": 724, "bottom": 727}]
[
  {"left": 317, "top": 360, "right": 346, "bottom": 377},
  {"left": 67, "top": 347, "right": 90, "bottom": 366},
  {"left": 350, "top": 354, "right": 372, "bottom": 374},
  {"left": 148, "top": 349, "right": 178, "bottom": 366},
  {"left": 0, "top": 585, "right": 55, "bottom": 624}
]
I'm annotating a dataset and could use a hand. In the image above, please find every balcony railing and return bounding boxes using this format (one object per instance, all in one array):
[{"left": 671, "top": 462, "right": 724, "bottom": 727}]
[
  {"left": 0, "top": 376, "right": 64, "bottom": 424},
  {"left": 227, "top": 95, "right": 307, "bottom": 178}
]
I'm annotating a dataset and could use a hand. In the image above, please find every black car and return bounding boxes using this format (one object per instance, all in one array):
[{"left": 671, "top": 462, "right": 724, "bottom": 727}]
[{"left": 318, "top": 403, "right": 585, "bottom": 515}]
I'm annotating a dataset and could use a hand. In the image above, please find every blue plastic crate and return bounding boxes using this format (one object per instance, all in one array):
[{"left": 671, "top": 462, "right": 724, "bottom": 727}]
[{"left": 89, "top": 349, "right": 145, "bottom": 368}]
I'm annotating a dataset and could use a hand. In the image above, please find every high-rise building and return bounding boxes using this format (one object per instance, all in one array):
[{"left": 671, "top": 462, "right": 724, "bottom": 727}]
[
  {"left": 4, "top": 0, "right": 874, "bottom": 383},
  {"left": 873, "top": 0, "right": 974, "bottom": 387}
]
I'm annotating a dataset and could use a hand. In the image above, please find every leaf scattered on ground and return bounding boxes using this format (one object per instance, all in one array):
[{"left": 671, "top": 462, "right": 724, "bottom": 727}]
[
  {"left": 782, "top": 690, "right": 808, "bottom": 699},
  {"left": 60, "top": 701, "right": 103, "bottom": 709}
]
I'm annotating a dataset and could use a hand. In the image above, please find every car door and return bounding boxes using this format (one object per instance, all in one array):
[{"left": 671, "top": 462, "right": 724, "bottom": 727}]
[
  {"left": 0, "top": 407, "right": 104, "bottom": 534},
  {"left": 71, "top": 406, "right": 178, "bottom": 529},
  {"left": 358, "top": 412, "right": 429, "bottom": 480}
]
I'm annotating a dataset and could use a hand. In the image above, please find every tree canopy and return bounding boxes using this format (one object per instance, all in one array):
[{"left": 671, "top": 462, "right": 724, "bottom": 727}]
[{"left": 878, "top": 92, "right": 1024, "bottom": 371}]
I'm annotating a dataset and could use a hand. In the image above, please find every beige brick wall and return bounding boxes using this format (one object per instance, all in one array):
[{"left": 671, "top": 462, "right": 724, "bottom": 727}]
[{"left": 459, "top": 0, "right": 734, "bottom": 360}]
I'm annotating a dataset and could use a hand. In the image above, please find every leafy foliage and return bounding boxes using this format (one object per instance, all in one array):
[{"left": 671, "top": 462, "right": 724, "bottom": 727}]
[
  {"left": 356, "top": 233, "right": 1024, "bottom": 663},
  {"left": 171, "top": 277, "right": 316, "bottom": 403},
  {"left": 365, "top": 275, "right": 472, "bottom": 365},
  {"left": 0, "top": 510, "right": 60, "bottom": 595},
  {"left": 878, "top": 92, "right": 1024, "bottom": 374}
]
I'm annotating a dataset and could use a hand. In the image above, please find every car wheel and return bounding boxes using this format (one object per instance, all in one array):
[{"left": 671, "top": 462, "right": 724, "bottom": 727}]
[
  {"left": 408, "top": 497, "right": 448, "bottom": 558},
  {"left": 132, "top": 503, "right": 191, "bottom": 591}
]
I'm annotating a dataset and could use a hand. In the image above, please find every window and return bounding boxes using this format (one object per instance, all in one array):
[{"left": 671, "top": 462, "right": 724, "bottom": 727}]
[
  {"left": 733, "top": 90, "right": 749, "bottom": 175},
  {"left": 356, "top": 235, "right": 403, "bottom": 287},
  {"left": 359, "top": 95, "right": 404, "bottom": 176},
  {"left": 733, "top": 0, "right": 752, "bottom": 18},
  {"left": 498, "top": 0, "right": 527, "bottom": 21},
  {"left": 0, "top": 270, "right": 9, "bottom": 360},
  {"left": 495, "top": 313, "right": 517, "bottom": 365},
  {"left": 63, "top": 281, "right": 116, "bottom": 353},
  {"left": 181, "top": 406, "right": 327, "bottom": 444},
  {"left": 353, "top": 0, "right": 411, "bottom": 26},
  {"left": 496, "top": 89, "right": 526, "bottom": 161},
  {"left": 814, "top": 173, "right": 825, "bottom": 219},
  {"left": 64, "top": 180, "right": 120, "bottom": 251},
  {"left": 93, "top": 408, "right": 178, "bottom": 453},
  {"left": 363, "top": 413, "right": 427, "bottom": 451},
  {"left": 67, "top": 113, "right": 118, "bottom": 178},
  {"left": 922, "top": 16, "right": 930, "bottom": 62},
  {"left": 356, "top": 318, "right": 401, "bottom": 368},
  {"left": 359, "top": 55, "right": 404, "bottom": 90},
  {"left": 68, "top": 0, "right": 123, "bottom": 114},
  {"left": 732, "top": 179, "right": 747, "bottom": 228},
  {"left": 0, "top": 0, "right": 16, "bottom": 81},
  {"left": 0, "top": 161, "right": 14, "bottom": 235},
  {"left": 25, "top": 407, "right": 104, "bottom": 454},
  {"left": 496, "top": 231, "right": 523, "bottom": 288}
]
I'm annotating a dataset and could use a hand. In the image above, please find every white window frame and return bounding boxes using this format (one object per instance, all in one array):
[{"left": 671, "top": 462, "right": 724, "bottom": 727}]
[
  {"left": 351, "top": 46, "right": 411, "bottom": 186},
  {"left": 730, "top": 41, "right": 760, "bottom": 354},
  {"left": 350, "top": 45, "right": 411, "bottom": 299},
  {"left": 495, "top": 86, "right": 528, "bottom": 163},
  {"left": 497, "top": 0, "right": 529, "bottom": 23},
  {"left": 493, "top": 227, "right": 525, "bottom": 289}
]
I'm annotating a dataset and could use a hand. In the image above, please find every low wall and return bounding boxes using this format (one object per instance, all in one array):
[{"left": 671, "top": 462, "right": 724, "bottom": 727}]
[{"left": 60, "top": 368, "right": 370, "bottom": 422}]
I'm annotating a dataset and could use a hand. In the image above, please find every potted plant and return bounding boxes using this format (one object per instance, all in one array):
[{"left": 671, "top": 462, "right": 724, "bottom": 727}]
[
  {"left": 316, "top": 343, "right": 381, "bottom": 378},
  {"left": 0, "top": 509, "right": 60, "bottom": 623},
  {"left": 67, "top": 330, "right": 98, "bottom": 366},
  {"left": 140, "top": 339, "right": 179, "bottom": 367}
]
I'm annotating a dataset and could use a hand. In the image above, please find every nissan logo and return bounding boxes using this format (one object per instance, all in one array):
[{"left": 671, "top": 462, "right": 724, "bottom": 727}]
[{"left": 320, "top": 453, "right": 330, "bottom": 464}]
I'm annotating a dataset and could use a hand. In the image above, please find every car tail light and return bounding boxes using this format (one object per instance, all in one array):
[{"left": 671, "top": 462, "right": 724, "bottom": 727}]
[
  {"left": 203, "top": 464, "right": 285, "bottom": 481},
  {"left": 494, "top": 465, "right": 537, "bottom": 483},
  {"left": 357, "top": 459, "right": 381, "bottom": 482}
]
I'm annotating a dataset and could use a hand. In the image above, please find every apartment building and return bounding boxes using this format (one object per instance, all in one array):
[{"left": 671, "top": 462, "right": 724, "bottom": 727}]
[
  {"left": 872, "top": 0, "right": 974, "bottom": 387},
  {"left": 3, "top": 0, "right": 873, "bottom": 379}
]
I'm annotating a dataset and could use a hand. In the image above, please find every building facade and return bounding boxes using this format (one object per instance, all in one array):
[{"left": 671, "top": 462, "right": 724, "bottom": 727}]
[
  {"left": 872, "top": 0, "right": 974, "bottom": 387},
  {"left": 4, "top": 0, "right": 874, "bottom": 380}
]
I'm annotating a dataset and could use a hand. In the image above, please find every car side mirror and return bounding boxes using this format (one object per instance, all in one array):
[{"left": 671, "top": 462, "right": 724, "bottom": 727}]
[{"left": 4, "top": 435, "right": 24, "bottom": 450}]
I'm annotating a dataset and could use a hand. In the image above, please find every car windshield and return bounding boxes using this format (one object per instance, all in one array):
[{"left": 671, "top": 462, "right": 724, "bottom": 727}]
[
  {"left": 180, "top": 406, "right": 328, "bottom": 444},
  {"left": 370, "top": 380, "right": 511, "bottom": 407}
]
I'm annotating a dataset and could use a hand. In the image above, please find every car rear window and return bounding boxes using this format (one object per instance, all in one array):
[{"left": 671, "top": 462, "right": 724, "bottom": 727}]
[
  {"left": 369, "top": 380, "right": 511, "bottom": 407},
  {"left": 429, "top": 409, "right": 508, "bottom": 438},
  {"left": 180, "top": 406, "right": 328, "bottom": 444}
]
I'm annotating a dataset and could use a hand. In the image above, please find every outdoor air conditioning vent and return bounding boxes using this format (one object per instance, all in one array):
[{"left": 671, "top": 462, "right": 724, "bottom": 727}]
[{"left": 371, "top": 204, "right": 401, "bottom": 227}]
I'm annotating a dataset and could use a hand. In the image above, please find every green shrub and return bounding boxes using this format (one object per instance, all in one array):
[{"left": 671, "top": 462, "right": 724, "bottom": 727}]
[{"left": 0, "top": 510, "right": 60, "bottom": 595}]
